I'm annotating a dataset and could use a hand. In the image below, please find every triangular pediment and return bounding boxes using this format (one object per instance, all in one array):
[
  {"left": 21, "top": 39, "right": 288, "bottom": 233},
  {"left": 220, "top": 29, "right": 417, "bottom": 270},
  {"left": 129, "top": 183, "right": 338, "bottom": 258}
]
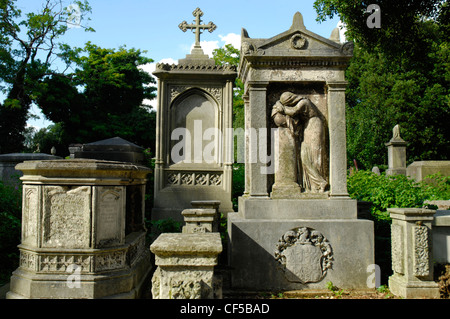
[{"left": 241, "top": 12, "right": 352, "bottom": 58}]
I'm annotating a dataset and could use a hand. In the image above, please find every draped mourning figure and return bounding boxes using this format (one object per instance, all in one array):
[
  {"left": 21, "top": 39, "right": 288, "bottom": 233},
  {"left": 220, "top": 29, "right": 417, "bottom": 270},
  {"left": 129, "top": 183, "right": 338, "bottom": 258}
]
[{"left": 271, "top": 92, "right": 328, "bottom": 193}]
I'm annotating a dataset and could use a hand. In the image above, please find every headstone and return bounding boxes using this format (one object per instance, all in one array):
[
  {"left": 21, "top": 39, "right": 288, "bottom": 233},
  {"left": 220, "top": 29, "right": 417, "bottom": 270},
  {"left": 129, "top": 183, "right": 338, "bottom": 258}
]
[
  {"left": 152, "top": 8, "right": 237, "bottom": 221},
  {"left": 388, "top": 208, "right": 440, "bottom": 298},
  {"left": 6, "top": 159, "right": 152, "bottom": 299},
  {"left": 72, "top": 137, "right": 145, "bottom": 165},
  {"left": 385, "top": 125, "right": 407, "bottom": 176},
  {"left": 371, "top": 166, "right": 381, "bottom": 175},
  {"left": 227, "top": 12, "right": 374, "bottom": 291}
]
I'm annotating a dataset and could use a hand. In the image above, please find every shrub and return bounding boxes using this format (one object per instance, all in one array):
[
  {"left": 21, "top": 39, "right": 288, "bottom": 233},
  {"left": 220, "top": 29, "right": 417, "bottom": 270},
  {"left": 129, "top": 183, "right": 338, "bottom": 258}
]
[
  {"left": 0, "top": 181, "right": 22, "bottom": 285},
  {"left": 347, "top": 170, "right": 449, "bottom": 284},
  {"left": 348, "top": 170, "right": 449, "bottom": 221}
]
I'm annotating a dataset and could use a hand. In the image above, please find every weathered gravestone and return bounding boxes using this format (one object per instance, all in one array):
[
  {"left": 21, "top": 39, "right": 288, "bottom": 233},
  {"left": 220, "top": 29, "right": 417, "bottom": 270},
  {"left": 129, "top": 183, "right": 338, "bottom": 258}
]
[
  {"left": 227, "top": 12, "right": 374, "bottom": 291},
  {"left": 152, "top": 8, "right": 237, "bottom": 221},
  {"left": 386, "top": 125, "right": 407, "bottom": 176},
  {"left": 151, "top": 206, "right": 223, "bottom": 299},
  {"left": 7, "top": 159, "right": 151, "bottom": 299}
]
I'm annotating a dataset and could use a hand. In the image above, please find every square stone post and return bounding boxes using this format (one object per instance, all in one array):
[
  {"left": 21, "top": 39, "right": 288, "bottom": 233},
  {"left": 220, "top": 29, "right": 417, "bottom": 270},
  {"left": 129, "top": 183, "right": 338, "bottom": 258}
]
[
  {"left": 246, "top": 81, "right": 270, "bottom": 198},
  {"left": 388, "top": 208, "right": 440, "bottom": 298},
  {"left": 150, "top": 233, "right": 223, "bottom": 299},
  {"left": 326, "top": 81, "right": 349, "bottom": 198}
]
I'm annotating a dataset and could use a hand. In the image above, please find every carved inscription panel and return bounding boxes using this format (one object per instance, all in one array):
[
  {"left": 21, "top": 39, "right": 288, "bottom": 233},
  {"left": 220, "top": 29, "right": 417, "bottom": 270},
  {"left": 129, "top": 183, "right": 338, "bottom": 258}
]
[
  {"left": 42, "top": 186, "right": 91, "bottom": 249},
  {"left": 22, "top": 185, "right": 39, "bottom": 246},
  {"left": 94, "top": 186, "right": 125, "bottom": 247}
]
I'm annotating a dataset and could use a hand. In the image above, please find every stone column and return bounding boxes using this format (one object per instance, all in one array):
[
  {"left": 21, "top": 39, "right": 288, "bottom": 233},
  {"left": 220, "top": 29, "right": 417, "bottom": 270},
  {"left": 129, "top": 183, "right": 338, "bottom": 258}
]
[
  {"left": 246, "top": 82, "right": 270, "bottom": 198},
  {"left": 326, "top": 81, "right": 349, "bottom": 198},
  {"left": 154, "top": 78, "right": 165, "bottom": 196},
  {"left": 388, "top": 208, "right": 440, "bottom": 299},
  {"left": 243, "top": 93, "right": 250, "bottom": 197},
  {"left": 271, "top": 127, "right": 302, "bottom": 198}
]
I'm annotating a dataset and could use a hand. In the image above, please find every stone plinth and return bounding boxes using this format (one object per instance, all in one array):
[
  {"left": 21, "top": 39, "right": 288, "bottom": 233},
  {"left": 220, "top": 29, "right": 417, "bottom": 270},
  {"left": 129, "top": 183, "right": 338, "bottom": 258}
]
[
  {"left": 388, "top": 208, "right": 440, "bottom": 299},
  {"left": 228, "top": 203, "right": 374, "bottom": 291},
  {"left": 7, "top": 159, "right": 152, "bottom": 299},
  {"left": 150, "top": 233, "right": 222, "bottom": 299},
  {"left": 182, "top": 208, "right": 217, "bottom": 233}
]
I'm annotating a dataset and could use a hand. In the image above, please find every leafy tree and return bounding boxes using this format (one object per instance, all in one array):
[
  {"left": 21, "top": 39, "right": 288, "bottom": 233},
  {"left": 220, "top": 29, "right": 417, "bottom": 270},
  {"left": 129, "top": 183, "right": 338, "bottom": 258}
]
[
  {"left": 212, "top": 44, "right": 244, "bottom": 129},
  {"left": 35, "top": 42, "right": 157, "bottom": 154},
  {"left": 23, "top": 122, "right": 65, "bottom": 154},
  {"left": 0, "top": 180, "right": 22, "bottom": 285},
  {"left": 0, "top": 0, "right": 93, "bottom": 153},
  {"left": 212, "top": 44, "right": 245, "bottom": 164},
  {"left": 314, "top": 0, "right": 443, "bottom": 58},
  {"left": 314, "top": 0, "right": 449, "bottom": 169}
]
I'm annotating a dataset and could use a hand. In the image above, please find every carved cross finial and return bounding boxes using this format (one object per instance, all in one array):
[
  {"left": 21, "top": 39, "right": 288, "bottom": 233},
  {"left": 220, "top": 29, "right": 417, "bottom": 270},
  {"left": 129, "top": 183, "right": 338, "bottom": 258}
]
[{"left": 178, "top": 8, "right": 217, "bottom": 48}]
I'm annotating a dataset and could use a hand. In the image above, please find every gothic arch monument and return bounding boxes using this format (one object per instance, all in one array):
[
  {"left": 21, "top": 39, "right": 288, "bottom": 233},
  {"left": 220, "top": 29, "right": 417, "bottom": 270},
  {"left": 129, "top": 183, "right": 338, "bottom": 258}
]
[
  {"left": 228, "top": 12, "right": 374, "bottom": 291},
  {"left": 152, "top": 9, "right": 237, "bottom": 221}
]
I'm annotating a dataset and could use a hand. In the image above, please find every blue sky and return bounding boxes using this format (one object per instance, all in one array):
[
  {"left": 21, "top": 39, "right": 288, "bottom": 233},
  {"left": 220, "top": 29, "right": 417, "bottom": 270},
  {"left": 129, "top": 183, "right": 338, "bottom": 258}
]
[{"left": 11, "top": 0, "right": 344, "bottom": 129}]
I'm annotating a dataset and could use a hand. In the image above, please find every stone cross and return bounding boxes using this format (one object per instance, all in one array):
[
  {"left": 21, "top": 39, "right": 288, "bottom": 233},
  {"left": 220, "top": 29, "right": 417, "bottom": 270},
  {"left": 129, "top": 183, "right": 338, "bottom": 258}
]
[{"left": 179, "top": 8, "right": 217, "bottom": 48}]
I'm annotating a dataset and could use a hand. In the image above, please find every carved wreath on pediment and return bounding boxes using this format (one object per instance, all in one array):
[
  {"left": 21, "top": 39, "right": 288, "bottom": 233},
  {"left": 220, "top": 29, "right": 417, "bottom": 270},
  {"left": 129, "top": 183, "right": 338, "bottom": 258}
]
[
  {"left": 274, "top": 227, "right": 333, "bottom": 283},
  {"left": 290, "top": 34, "right": 307, "bottom": 50}
]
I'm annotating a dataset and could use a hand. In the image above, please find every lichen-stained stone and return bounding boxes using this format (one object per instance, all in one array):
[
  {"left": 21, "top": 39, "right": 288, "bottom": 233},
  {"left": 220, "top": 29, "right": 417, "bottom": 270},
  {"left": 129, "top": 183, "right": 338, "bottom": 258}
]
[
  {"left": 7, "top": 159, "right": 152, "bottom": 299},
  {"left": 150, "top": 233, "right": 222, "bottom": 299}
]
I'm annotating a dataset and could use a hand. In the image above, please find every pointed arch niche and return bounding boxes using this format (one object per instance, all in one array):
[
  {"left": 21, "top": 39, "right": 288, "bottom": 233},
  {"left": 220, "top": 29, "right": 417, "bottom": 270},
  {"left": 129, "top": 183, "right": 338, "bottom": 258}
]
[{"left": 168, "top": 88, "right": 222, "bottom": 166}]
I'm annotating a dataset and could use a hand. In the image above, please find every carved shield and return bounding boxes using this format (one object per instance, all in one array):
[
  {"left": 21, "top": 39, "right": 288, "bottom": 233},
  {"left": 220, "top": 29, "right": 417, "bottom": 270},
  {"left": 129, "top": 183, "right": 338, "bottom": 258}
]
[
  {"left": 283, "top": 243, "right": 323, "bottom": 283},
  {"left": 275, "top": 227, "right": 333, "bottom": 284}
]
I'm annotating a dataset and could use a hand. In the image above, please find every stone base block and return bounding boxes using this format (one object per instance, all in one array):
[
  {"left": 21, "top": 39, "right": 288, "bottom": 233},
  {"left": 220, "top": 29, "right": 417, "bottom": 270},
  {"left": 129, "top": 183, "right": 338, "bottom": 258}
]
[
  {"left": 238, "top": 197, "right": 357, "bottom": 219},
  {"left": 388, "top": 274, "right": 440, "bottom": 299},
  {"left": 150, "top": 233, "right": 223, "bottom": 299},
  {"left": 228, "top": 213, "right": 374, "bottom": 291},
  {"left": 7, "top": 233, "right": 151, "bottom": 299}
]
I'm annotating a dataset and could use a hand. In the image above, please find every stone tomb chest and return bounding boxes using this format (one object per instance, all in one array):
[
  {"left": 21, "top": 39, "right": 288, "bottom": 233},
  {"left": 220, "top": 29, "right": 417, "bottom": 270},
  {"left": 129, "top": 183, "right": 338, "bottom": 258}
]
[{"left": 7, "top": 159, "right": 151, "bottom": 299}]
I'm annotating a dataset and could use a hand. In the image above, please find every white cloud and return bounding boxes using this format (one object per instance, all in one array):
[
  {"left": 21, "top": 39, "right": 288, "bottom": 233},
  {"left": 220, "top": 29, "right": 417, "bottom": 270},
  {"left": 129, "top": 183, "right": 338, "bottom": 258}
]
[
  {"left": 190, "top": 40, "right": 219, "bottom": 58},
  {"left": 219, "top": 33, "right": 241, "bottom": 49},
  {"left": 337, "top": 20, "right": 347, "bottom": 43},
  {"left": 188, "top": 33, "right": 241, "bottom": 57}
]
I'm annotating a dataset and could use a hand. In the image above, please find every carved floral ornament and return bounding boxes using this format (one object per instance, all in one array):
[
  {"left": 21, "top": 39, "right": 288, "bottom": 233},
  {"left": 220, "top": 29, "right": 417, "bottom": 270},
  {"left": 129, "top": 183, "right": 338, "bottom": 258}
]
[
  {"left": 275, "top": 227, "right": 333, "bottom": 283},
  {"left": 170, "top": 85, "right": 222, "bottom": 103},
  {"left": 154, "top": 62, "right": 236, "bottom": 72}
]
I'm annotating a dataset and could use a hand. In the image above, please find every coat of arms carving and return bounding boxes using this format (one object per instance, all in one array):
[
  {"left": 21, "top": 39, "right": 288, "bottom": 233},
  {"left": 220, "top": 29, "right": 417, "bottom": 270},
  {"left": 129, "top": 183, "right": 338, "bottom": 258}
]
[{"left": 274, "top": 227, "right": 333, "bottom": 283}]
